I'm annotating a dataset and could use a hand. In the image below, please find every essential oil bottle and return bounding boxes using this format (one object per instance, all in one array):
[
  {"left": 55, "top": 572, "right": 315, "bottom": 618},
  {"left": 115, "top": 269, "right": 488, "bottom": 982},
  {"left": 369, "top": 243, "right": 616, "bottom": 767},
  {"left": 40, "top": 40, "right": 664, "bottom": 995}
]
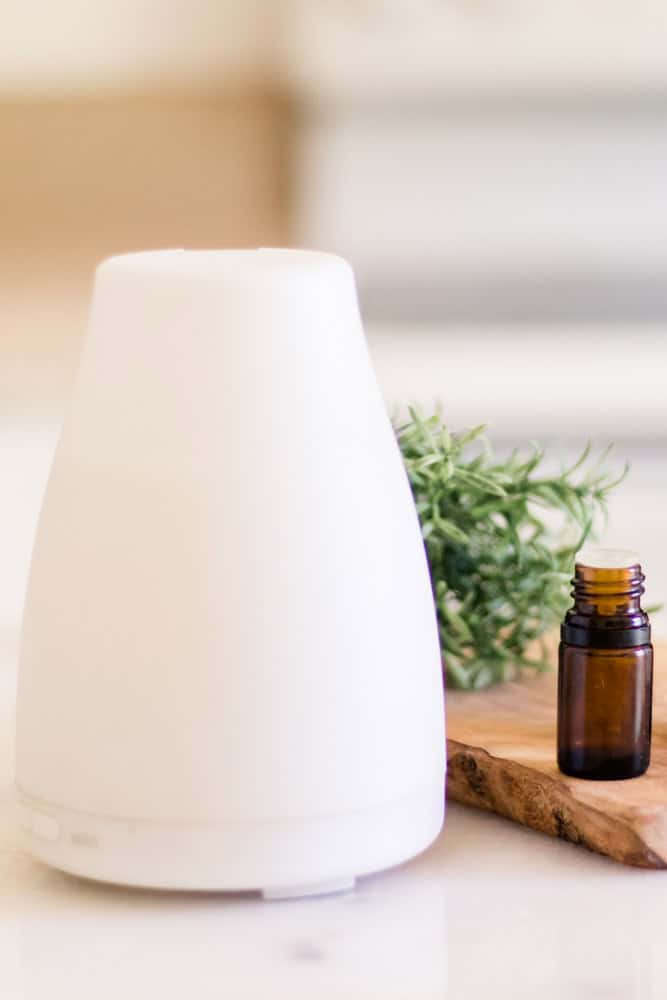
[{"left": 557, "top": 547, "right": 653, "bottom": 780}]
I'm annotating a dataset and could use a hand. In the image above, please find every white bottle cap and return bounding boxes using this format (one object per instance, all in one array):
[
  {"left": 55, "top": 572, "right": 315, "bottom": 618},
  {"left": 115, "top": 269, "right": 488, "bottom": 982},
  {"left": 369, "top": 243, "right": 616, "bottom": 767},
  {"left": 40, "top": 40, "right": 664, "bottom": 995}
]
[{"left": 575, "top": 546, "right": 641, "bottom": 569}]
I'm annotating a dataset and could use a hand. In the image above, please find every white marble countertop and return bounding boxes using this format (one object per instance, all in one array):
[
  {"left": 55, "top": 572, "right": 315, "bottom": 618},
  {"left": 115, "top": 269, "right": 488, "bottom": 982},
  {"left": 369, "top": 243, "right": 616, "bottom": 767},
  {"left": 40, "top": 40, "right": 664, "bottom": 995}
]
[
  {"left": 3, "top": 407, "right": 666, "bottom": 998},
  {"left": 2, "top": 626, "right": 667, "bottom": 1000}
]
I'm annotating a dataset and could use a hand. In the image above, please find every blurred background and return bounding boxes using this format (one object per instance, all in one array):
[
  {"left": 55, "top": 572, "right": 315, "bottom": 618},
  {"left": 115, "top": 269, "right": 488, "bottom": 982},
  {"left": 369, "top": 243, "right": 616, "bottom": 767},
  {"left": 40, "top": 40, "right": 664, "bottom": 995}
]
[{"left": 2, "top": 0, "right": 666, "bottom": 632}]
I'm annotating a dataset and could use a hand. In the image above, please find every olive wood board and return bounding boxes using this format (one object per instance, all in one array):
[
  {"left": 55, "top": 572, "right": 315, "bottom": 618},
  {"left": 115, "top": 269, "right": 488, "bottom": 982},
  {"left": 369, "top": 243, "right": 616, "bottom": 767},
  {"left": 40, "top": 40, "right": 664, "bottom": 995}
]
[{"left": 445, "top": 641, "right": 666, "bottom": 868}]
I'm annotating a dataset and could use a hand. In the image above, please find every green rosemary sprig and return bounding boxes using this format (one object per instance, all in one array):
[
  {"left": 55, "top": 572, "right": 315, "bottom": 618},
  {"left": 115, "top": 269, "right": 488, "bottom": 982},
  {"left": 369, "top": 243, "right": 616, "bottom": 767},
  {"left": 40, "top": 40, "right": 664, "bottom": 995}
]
[{"left": 396, "top": 408, "right": 627, "bottom": 690}]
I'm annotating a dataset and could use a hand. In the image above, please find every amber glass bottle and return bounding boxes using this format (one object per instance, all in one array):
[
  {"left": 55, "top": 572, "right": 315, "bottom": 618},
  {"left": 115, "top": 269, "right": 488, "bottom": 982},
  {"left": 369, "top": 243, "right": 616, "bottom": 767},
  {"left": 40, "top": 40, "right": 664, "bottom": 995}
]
[{"left": 557, "top": 548, "right": 653, "bottom": 780}]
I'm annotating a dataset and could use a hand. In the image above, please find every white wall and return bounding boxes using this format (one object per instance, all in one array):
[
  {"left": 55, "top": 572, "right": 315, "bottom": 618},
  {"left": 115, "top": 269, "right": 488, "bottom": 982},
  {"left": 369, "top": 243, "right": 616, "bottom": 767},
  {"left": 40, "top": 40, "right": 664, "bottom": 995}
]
[
  {"left": 0, "top": 0, "right": 278, "bottom": 93},
  {"left": 285, "top": 0, "right": 667, "bottom": 102},
  {"left": 297, "top": 107, "right": 667, "bottom": 303},
  {"left": 3, "top": 1, "right": 665, "bottom": 98},
  {"left": 290, "top": 2, "right": 667, "bottom": 322}
]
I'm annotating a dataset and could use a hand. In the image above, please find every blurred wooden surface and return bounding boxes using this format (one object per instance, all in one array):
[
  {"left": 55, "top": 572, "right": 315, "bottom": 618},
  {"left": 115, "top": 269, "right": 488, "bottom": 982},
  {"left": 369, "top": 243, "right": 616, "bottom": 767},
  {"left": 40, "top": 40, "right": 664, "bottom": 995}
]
[{"left": 446, "top": 643, "right": 667, "bottom": 868}]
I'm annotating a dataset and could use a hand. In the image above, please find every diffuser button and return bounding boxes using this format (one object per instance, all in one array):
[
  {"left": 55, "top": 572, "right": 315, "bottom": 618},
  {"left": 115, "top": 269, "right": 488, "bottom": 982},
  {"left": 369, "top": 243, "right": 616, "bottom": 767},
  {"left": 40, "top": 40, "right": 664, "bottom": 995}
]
[{"left": 32, "top": 812, "right": 61, "bottom": 842}]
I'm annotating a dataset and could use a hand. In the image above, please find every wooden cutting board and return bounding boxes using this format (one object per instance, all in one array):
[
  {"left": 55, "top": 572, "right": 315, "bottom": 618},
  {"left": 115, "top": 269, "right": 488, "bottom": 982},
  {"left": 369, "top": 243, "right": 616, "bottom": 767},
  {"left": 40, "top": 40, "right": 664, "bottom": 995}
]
[{"left": 446, "top": 641, "right": 666, "bottom": 868}]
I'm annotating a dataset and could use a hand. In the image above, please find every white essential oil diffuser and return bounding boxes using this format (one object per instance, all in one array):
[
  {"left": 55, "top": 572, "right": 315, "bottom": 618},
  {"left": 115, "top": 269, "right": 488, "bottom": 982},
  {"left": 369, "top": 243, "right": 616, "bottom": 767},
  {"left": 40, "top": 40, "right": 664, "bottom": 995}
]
[{"left": 15, "top": 249, "right": 446, "bottom": 897}]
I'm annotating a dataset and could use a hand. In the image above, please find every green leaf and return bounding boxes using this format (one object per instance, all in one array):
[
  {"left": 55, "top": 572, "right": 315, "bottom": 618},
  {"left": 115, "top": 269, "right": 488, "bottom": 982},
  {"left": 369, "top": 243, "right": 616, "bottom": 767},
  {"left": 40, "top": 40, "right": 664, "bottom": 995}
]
[
  {"left": 454, "top": 424, "right": 487, "bottom": 448},
  {"left": 395, "top": 409, "right": 631, "bottom": 690},
  {"left": 431, "top": 512, "right": 469, "bottom": 544},
  {"left": 454, "top": 468, "right": 507, "bottom": 498}
]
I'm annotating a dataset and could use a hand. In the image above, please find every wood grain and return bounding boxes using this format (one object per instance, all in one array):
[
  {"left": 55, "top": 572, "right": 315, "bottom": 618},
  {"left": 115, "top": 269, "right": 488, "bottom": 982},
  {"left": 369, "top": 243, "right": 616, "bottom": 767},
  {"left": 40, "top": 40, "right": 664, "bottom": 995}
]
[{"left": 446, "top": 641, "right": 667, "bottom": 868}]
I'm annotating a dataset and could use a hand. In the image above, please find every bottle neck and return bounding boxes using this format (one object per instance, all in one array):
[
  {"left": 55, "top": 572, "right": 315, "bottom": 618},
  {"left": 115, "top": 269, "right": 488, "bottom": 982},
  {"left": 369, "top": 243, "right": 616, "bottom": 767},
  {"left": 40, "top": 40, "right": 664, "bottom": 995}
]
[
  {"left": 572, "top": 563, "right": 644, "bottom": 617},
  {"left": 562, "top": 562, "right": 650, "bottom": 648}
]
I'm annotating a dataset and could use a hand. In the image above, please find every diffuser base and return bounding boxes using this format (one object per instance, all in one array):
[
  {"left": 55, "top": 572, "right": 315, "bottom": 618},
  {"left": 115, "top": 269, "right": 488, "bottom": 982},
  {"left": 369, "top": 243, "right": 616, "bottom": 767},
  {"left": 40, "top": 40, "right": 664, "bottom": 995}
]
[
  {"left": 16, "top": 784, "right": 444, "bottom": 894},
  {"left": 262, "top": 877, "right": 356, "bottom": 901}
]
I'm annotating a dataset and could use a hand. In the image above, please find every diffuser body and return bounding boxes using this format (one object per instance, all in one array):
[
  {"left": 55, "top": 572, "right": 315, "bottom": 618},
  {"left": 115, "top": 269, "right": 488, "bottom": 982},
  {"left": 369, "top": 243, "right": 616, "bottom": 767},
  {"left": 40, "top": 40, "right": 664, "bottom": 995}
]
[{"left": 15, "top": 250, "right": 445, "bottom": 895}]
